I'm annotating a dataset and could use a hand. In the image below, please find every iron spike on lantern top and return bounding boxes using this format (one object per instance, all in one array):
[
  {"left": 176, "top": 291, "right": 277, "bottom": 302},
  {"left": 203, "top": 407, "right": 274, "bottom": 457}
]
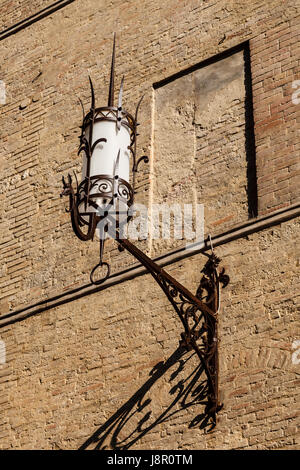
[{"left": 61, "top": 33, "right": 148, "bottom": 284}]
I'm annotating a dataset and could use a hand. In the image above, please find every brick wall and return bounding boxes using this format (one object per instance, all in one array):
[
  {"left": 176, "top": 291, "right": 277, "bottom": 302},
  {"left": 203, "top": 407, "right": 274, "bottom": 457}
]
[{"left": 153, "top": 48, "right": 249, "bottom": 255}]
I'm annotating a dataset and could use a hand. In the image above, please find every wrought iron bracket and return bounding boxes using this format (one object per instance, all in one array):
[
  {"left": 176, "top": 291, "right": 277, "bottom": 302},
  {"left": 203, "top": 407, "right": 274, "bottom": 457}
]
[{"left": 60, "top": 176, "right": 230, "bottom": 428}]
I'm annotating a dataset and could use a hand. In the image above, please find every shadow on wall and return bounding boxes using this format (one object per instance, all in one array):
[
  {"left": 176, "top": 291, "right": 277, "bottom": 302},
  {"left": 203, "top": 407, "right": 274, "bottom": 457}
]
[{"left": 79, "top": 347, "right": 214, "bottom": 450}]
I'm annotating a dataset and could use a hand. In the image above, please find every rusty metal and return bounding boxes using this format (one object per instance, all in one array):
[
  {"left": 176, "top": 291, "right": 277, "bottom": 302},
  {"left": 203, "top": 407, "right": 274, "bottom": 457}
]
[{"left": 115, "top": 233, "right": 229, "bottom": 429}]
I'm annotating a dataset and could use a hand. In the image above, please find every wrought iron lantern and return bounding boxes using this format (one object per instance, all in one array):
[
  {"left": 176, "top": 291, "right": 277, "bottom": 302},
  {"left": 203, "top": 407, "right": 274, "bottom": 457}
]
[{"left": 61, "top": 34, "right": 229, "bottom": 429}]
